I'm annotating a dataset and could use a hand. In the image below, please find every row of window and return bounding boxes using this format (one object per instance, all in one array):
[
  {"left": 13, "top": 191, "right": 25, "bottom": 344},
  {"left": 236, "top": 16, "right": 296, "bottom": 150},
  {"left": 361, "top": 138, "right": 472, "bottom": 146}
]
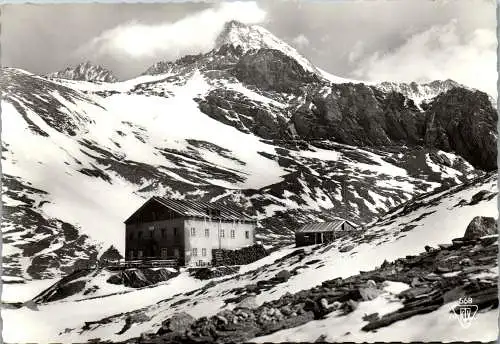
[
  {"left": 129, "top": 227, "right": 178, "bottom": 240},
  {"left": 190, "top": 227, "right": 250, "bottom": 239},
  {"left": 128, "top": 247, "right": 180, "bottom": 259},
  {"left": 191, "top": 248, "right": 207, "bottom": 257},
  {"left": 128, "top": 228, "right": 251, "bottom": 240}
]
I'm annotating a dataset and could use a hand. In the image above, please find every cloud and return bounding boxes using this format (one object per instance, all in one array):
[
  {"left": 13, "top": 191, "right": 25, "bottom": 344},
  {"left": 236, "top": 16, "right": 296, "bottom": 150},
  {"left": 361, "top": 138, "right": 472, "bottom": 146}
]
[
  {"left": 78, "top": 2, "right": 266, "bottom": 63},
  {"left": 292, "top": 34, "right": 310, "bottom": 49},
  {"left": 347, "top": 41, "right": 365, "bottom": 64},
  {"left": 352, "top": 19, "right": 496, "bottom": 97}
]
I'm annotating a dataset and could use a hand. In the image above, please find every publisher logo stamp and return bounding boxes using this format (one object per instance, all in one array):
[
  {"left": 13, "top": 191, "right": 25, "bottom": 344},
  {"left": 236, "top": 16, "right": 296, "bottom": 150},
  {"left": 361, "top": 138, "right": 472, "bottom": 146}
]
[{"left": 450, "top": 297, "right": 478, "bottom": 328}]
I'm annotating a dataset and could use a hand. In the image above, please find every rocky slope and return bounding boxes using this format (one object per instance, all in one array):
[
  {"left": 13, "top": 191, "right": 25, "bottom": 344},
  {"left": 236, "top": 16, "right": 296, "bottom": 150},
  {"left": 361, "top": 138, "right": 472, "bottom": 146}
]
[
  {"left": 1, "top": 20, "right": 496, "bottom": 280},
  {"left": 135, "top": 230, "right": 497, "bottom": 343},
  {"left": 48, "top": 61, "right": 118, "bottom": 83}
]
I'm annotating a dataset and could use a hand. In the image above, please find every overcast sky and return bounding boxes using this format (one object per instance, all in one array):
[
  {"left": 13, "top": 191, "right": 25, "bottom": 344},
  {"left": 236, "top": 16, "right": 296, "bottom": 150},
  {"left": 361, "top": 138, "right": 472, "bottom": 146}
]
[{"left": 2, "top": 0, "right": 497, "bottom": 95}]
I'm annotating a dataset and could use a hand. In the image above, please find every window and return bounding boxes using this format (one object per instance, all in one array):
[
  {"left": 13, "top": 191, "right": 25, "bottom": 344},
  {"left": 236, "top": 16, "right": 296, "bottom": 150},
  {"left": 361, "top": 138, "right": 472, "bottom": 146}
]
[
  {"left": 192, "top": 248, "right": 198, "bottom": 256},
  {"left": 138, "top": 231, "right": 143, "bottom": 239},
  {"left": 138, "top": 250, "right": 143, "bottom": 258},
  {"left": 202, "top": 248, "right": 207, "bottom": 256},
  {"left": 129, "top": 250, "right": 135, "bottom": 259},
  {"left": 205, "top": 228, "right": 210, "bottom": 237},
  {"left": 231, "top": 230, "right": 235, "bottom": 239},
  {"left": 220, "top": 229, "right": 225, "bottom": 238},
  {"left": 245, "top": 231, "right": 250, "bottom": 239},
  {"left": 150, "top": 230, "right": 154, "bottom": 238},
  {"left": 174, "top": 228, "right": 178, "bottom": 236},
  {"left": 128, "top": 232, "right": 134, "bottom": 240},
  {"left": 161, "top": 248, "right": 168, "bottom": 258},
  {"left": 161, "top": 228, "right": 166, "bottom": 238},
  {"left": 191, "top": 227, "right": 196, "bottom": 236},
  {"left": 174, "top": 248, "right": 180, "bottom": 257}
]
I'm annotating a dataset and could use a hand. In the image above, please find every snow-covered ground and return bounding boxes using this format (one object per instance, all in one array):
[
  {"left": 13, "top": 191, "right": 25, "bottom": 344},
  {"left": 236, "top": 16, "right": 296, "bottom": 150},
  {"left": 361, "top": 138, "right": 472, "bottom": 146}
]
[{"left": 1, "top": 279, "right": 59, "bottom": 303}]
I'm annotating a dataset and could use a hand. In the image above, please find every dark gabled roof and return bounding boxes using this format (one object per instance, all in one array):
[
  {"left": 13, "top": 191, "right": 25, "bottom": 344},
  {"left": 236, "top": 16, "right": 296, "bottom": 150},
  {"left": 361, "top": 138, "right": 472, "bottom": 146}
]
[
  {"left": 296, "top": 218, "right": 359, "bottom": 233},
  {"left": 125, "top": 196, "right": 256, "bottom": 223}
]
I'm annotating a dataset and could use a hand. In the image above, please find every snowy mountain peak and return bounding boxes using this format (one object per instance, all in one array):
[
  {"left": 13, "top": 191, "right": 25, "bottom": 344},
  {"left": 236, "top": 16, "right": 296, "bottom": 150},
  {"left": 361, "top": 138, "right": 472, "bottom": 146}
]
[
  {"left": 48, "top": 61, "right": 118, "bottom": 83},
  {"left": 214, "top": 20, "right": 319, "bottom": 74}
]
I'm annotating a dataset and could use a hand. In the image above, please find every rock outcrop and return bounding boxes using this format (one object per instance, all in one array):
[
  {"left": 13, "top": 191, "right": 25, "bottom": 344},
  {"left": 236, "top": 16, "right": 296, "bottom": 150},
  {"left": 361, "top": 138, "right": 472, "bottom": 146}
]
[
  {"left": 233, "top": 49, "right": 319, "bottom": 94},
  {"left": 423, "top": 88, "right": 497, "bottom": 171},
  {"left": 106, "top": 268, "right": 179, "bottom": 288}
]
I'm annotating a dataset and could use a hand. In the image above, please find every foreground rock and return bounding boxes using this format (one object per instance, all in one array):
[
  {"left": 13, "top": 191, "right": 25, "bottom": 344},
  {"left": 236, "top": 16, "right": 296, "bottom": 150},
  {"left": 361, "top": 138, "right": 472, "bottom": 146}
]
[
  {"left": 157, "top": 312, "right": 195, "bottom": 335},
  {"left": 464, "top": 216, "right": 497, "bottom": 240}
]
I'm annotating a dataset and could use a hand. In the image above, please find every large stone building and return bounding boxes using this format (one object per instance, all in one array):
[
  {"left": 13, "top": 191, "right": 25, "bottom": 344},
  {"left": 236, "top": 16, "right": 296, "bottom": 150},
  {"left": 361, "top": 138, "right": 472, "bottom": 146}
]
[
  {"left": 124, "top": 197, "right": 256, "bottom": 266},
  {"left": 295, "top": 218, "right": 361, "bottom": 247}
]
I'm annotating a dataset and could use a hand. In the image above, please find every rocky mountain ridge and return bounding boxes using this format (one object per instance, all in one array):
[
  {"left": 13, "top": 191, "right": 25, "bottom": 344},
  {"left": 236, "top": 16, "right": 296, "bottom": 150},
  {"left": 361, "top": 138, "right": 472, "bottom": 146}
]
[{"left": 48, "top": 61, "right": 118, "bottom": 83}]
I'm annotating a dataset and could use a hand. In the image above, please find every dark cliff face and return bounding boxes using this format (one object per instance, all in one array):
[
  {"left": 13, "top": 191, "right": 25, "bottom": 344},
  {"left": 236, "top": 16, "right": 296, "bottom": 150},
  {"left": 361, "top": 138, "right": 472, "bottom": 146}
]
[
  {"left": 423, "top": 88, "right": 497, "bottom": 171},
  {"left": 290, "top": 84, "right": 497, "bottom": 171},
  {"left": 291, "top": 84, "right": 424, "bottom": 147},
  {"left": 233, "top": 49, "right": 320, "bottom": 94}
]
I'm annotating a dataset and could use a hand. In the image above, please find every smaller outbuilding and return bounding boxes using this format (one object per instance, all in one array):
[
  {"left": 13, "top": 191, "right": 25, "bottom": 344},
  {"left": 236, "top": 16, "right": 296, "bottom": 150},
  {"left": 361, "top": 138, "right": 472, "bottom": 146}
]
[{"left": 295, "top": 218, "right": 361, "bottom": 247}]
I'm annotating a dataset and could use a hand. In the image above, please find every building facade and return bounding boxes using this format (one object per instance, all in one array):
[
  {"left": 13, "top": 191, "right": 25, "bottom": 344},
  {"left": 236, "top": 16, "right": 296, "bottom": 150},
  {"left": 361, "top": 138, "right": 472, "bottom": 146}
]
[
  {"left": 295, "top": 219, "right": 361, "bottom": 247},
  {"left": 124, "top": 197, "right": 256, "bottom": 266}
]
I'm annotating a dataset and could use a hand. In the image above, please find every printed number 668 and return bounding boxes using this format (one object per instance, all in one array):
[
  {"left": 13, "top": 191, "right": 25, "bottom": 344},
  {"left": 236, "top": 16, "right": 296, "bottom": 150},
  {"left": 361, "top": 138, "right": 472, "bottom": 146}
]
[{"left": 459, "top": 297, "right": 473, "bottom": 304}]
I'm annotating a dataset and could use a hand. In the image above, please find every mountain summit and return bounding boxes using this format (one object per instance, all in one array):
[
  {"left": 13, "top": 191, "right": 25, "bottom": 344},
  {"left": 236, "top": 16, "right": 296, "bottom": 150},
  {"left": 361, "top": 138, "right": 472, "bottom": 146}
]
[
  {"left": 48, "top": 61, "right": 117, "bottom": 83},
  {"left": 214, "top": 20, "right": 318, "bottom": 74}
]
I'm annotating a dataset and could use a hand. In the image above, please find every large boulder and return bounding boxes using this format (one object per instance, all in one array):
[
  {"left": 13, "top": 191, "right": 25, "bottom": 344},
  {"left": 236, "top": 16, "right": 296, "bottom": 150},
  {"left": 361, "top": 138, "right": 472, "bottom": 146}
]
[
  {"left": 275, "top": 270, "right": 291, "bottom": 282},
  {"left": 464, "top": 216, "right": 497, "bottom": 240},
  {"left": 158, "top": 312, "right": 195, "bottom": 335}
]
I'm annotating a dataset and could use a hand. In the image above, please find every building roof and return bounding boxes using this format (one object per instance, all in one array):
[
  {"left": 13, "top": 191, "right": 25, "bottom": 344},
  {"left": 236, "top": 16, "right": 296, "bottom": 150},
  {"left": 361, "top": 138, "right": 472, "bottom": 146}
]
[
  {"left": 125, "top": 196, "right": 256, "bottom": 223},
  {"left": 296, "top": 219, "right": 359, "bottom": 233}
]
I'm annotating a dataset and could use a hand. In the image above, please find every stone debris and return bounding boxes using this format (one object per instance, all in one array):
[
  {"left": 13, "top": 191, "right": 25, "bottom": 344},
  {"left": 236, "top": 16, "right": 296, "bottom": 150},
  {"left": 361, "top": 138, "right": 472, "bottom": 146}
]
[
  {"left": 359, "top": 280, "right": 382, "bottom": 301},
  {"left": 131, "top": 233, "right": 497, "bottom": 343}
]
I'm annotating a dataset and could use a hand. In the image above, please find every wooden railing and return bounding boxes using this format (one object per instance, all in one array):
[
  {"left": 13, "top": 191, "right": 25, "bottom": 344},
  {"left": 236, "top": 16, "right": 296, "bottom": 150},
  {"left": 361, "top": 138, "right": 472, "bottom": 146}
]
[{"left": 104, "top": 258, "right": 179, "bottom": 270}]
